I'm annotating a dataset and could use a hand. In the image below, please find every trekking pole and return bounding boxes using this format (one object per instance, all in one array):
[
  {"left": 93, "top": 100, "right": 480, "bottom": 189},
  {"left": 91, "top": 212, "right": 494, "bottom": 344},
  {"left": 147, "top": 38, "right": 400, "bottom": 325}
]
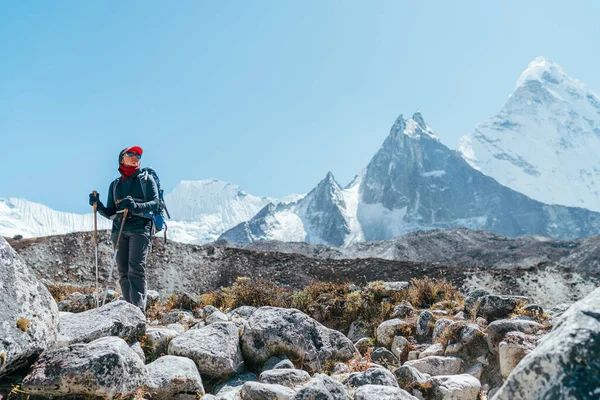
[
  {"left": 92, "top": 191, "right": 99, "bottom": 308},
  {"left": 102, "top": 207, "right": 128, "bottom": 306}
]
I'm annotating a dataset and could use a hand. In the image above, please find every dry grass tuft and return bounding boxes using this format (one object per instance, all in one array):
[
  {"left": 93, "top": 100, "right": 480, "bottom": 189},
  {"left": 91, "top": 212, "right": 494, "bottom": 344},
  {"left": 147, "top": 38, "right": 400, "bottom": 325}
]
[{"left": 408, "top": 277, "right": 460, "bottom": 308}]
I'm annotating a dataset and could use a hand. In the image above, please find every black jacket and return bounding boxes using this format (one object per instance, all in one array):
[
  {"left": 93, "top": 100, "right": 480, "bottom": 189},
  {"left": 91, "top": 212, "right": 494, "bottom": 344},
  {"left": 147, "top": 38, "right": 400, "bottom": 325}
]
[{"left": 99, "top": 169, "right": 159, "bottom": 233}]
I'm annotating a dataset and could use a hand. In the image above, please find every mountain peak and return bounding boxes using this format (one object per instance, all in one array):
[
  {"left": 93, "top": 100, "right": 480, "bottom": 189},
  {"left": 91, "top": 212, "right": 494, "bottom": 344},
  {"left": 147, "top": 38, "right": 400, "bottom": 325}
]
[
  {"left": 516, "top": 56, "right": 568, "bottom": 88},
  {"left": 388, "top": 112, "right": 438, "bottom": 141}
]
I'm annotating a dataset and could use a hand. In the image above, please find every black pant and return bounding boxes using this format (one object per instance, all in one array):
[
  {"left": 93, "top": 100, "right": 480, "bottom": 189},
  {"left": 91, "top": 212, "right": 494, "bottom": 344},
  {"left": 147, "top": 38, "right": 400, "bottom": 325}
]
[{"left": 111, "top": 231, "right": 150, "bottom": 312}]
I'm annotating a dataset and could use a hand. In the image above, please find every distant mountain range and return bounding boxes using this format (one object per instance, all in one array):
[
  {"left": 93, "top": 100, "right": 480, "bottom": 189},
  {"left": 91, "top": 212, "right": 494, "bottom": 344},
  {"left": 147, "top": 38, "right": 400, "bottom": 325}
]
[{"left": 3, "top": 57, "right": 600, "bottom": 246}]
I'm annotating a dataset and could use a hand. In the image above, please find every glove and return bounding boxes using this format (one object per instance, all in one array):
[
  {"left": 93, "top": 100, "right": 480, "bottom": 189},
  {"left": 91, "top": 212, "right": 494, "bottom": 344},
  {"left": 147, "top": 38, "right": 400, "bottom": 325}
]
[
  {"left": 118, "top": 197, "right": 137, "bottom": 211},
  {"left": 89, "top": 192, "right": 104, "bottom": 208}
]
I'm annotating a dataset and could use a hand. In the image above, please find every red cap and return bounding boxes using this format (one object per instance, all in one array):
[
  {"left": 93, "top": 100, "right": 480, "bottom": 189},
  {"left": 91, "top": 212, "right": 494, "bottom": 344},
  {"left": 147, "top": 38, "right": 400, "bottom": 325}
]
[{"left": 123, "top": 146, "right": 143, "bottom": 155}]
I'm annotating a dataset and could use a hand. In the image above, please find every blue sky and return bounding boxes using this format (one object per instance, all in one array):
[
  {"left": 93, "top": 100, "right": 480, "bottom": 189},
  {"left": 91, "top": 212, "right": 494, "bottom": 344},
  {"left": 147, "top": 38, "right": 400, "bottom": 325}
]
[{"left": 1, "top": 1, "right": 599, "bottom": 213}]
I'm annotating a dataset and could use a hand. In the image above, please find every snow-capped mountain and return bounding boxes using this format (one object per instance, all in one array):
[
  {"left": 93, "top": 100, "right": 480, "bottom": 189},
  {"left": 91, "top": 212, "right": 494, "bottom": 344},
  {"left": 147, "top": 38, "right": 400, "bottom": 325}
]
[
  {"left": 0, "top": 180, "right": 303, "bottom": 243},
  {"left": 220, "top": 112, "right": 600, "bottom": 246},
  {"left": 166, "top": 179, "right": 285, "bottom": 244},
  {"left": 0, "top": 198, "right": 111, "bottom": 239},
  {"left": 458, "top": 56, "right": 600, "bottom": 210}
]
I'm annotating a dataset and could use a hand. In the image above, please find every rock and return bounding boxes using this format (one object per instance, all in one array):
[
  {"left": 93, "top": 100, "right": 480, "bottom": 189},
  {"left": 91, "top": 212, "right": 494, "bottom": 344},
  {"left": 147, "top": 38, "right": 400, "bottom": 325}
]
[
  {"left": 168, "top": 322, "right": 244, "bottom": 380},
  {"left": 202, "top": 304, "right": 220, "bottom": 317},
  {"left": 22, "top": 336, "right": 146, "bottom": 398},
  {"left": 259, "top": 368, "right": 310, "bottom": 387},
  {"left": 0, "top": 237, "right": 59, "bottom": 378},
  {"left": 241, "top": 307, "right": 356, "bottom": 372},
  {"left": 57, "top": 291, "right": 96, "bottom": 313},
  {"left": 547, "top": 303, "right": 570, "bottom": 318},
  {"left": 432, "top": 318, "right": 454, "bottom": 342},
  {"left": 419, "top": 343, "right": 444, "bottom": 358},
  {"left": 416, "top": 311, "right": 434, "bottom": 342},
  {"left": 347, "top": 319, "right": 371, "bottom": 342},
  {"left": 407, "top": 350, "right": 420, "bottom": 361},
  {"left": 240, "top": 381, "right": 295, "bottom": 399},
  {"left": 145, "top": 355, "right": 205, "bottom": 399},
  {"left": 144, "top": 327, "right": 180, "bottom": 361},
  {"left": 166, "top": 323, "right": 186, "bottom": 334},
  {"left": 228, "top": 306, "right": 257, "bottom": 319},
  {"left": 376, "top": 318, "right": 411, "bottom": 348},
  {"left": 347, "top": 367, "right": 398, "bottom": 388},
  {"left": 454, "top": 311, "right": 466, "bottom": 320},
  {"left": 206, "top": 309, "right": 229, "bottom": 325},
  {"left": 464, "top": 289, "right": 489, "bottom": 317},
  {"left": 390, "top": 303, "right": 414, "bottom": 319},
  {"left": 130, "top": 341, "right": 146, "bottom": 363},
  {"left": 394, "top": 365, "right": 430, "bottom": 390},
  {"left": 381, "top": 281, "right": 409, "bottom": 295},
  {"left": 465, "top": 363, "right": 484, "bottom": 381},
  {"left": 371, "top": 347, "right": 399, "bottom": 366},
  {"left": 214, "top": 372, "right": 258, "bottom": 396},
  {"left": 492, "top": 288, "right": 600, "bottom": 399},
  {"left": 404, "top": 356, "right": 464, "bottom": 376},
  {"left": 523, "top": 304, "right": 544, "bottom": 317},
  {"left": 354, "top": 385, "right": 419, "bottom": 400},
  {"left": 486, "top": 319, "right": 543, "bottom": 353},
  {"left": 261, "top": 356, "right": 295, "bottom": 372},
  {"left": 427, "top": 374, "right": 481, "bottom": 400},
  {"left": 54, "top": 300, "right": 146, "bottom": 348},
  {"left": 162, "top": 309, "right": 196, "bottom": 325},
  {"left": 355, "top": 338, "right": 373, "bottom": 355},
  {"left": 443, "top": 323, "right": 488, "bottom": 363},
  {"left": 175, "top": 292, "right": 202, "bottom": 310},
  {"left": 477, "top": 295, "right": 529, "bottom": 322},
  {"left": 333, "top": 362, "right": 350, "bottom": 374},
  {"left": 498, "top": 332, "right": 537, "bottom": 380},
  {"left": 147, "top": 290, "right": 160, "bottom": 307},
  {"left": 200, "top": 395, "right": 218, "bottom": 400},
  {"left": 293, "top": 373, "right": 348, "bottom": 399},
  {"left": 391, "top": 335, "right": 410, "bottom": 362}
]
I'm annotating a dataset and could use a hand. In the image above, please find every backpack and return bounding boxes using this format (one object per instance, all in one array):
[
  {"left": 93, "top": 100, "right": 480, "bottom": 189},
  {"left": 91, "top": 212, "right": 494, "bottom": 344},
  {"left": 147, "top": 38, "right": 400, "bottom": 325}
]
[
  {"left": 139, "top": 167, "right": 171, "bottom": 238},
  {"left": 112, "top": 167, "right": 171, "bottom": 240}
]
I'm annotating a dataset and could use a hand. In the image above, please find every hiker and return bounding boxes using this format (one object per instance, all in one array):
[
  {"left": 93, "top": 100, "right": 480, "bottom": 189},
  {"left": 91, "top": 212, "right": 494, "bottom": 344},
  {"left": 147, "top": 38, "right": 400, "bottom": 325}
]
[{"left": 88, "top": 146, "right": 159, "bottom": 312}]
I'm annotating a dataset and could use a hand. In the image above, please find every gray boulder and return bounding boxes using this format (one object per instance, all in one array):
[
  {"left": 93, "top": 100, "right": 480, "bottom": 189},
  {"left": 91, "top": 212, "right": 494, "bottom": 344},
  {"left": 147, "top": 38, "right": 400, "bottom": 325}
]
[
  {"left": 381, "top": 281, "right": 410, "bottom": 295},
  {"left": 390, "top": 303, "right": 414, "bottom": 319},
  {"left": 391, "top": 335, "right": 410, "bottom": 362},
  {"left": 416, "top": 310, "right": 434, "bottom": 342},
  {"left": 54, "top": 300, "right": 146, "bottom": 348},
  {"left": 262, "top": 356, "right": 295, "bottom": 372},
  {"left": 214, "top": 372, "right": 258, "bottom": 397},
  {"left": 346, "top": 367, "right": 398, "bottom": 388},
  {"left": 130, "top": 341, "right": 146, "bottom": 364},
  {"left": 492, "top": 287, "right": 600, "bottom": 400},
  {"left": 432, "top": 318, "right": 454, "bottom": 342},
  {"left": 206, "top": 309, "right": 229, "bottom": 325},
  {"left": 228, "top": 306, "right": 257, "bottom": 319},
  {"left": 144, "top": 327, "right": 180, "bottom": 361},
  {"left": 419, "top": 343, "right": 445, "bottom": 358},
  {"left": 347, "top": 319, "right": 371, "bottom": 342},
  {"left": 477, "top": 295, "right": 529, "bottom": 321},
  {"left": 22, "top": 336, "right": 146, "bottom": 398},
  {"left": 354, "top": 385, "right": 419, "bottom": 400},
  {"left": 464, "top": 289, "right": 489, "bottom": 317},
  {"left": 427, "top": 374, "right": 481, "bottom": 400},
  {"left": 241, "top": 382, "right": 295, "bottom": 399},
  {"left": 241, "top": 307, "right": 356, "bottom": 372},
  {"left": 394, "top": 365, "right": 430, "bottom": 390},
  {"left": 145, "top": 355, "right": 205, "bottom": 399},
  {"left": 376, "top": 318, "right": 411, "bottom": 348},
  {"left": 486, "top": 319, "right": 542, "bottom": 353},
  {"left": 404, "top": 356, "right": 464, "bottom": 376},
  {"left": 162, "top": 309, "right": 196, "bottom": 325},
  {"left": 371, "top": 347, "right": 399, "bottom": 366},
  {"left": 0, "top": 237, "right": 59, "bottom": 378},
  {"left": 293, "top": 373, "right": 348, "bottom": 399},
  {"left": 168, "top": 322, "right": 244, "bottom": 380},
  {"left": 260, "top": 368, "right": 310, "bottom": 387},
  {"left": 498, "top": 332, "right": 537, "bottom": 380}
]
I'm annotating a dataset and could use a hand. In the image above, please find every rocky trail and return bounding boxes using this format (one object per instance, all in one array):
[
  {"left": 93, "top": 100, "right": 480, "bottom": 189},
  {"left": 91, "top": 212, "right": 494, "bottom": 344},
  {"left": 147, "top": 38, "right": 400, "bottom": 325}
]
[{"left": 1, "top": 234, "right": 600, "bottom": 399}]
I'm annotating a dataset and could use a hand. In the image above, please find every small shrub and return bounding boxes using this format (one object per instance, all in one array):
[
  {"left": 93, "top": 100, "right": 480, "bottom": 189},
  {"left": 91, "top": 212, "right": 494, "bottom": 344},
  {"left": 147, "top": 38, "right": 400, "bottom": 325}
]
[{"left": 408, "top": 277, "right": 460, "bottom": 308}]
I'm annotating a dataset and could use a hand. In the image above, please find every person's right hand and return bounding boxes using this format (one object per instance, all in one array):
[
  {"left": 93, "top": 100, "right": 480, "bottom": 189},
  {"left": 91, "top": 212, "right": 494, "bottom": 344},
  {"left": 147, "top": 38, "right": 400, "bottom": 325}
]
[{"left": 89, "top": 192, "right": 102, "bottom": 207}]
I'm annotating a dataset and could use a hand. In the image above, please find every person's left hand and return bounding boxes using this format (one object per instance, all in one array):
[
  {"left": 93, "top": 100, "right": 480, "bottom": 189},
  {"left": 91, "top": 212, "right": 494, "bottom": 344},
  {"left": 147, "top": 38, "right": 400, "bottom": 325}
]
[{"left": 118, "top": 198, "right": 137, "bottom": 211}]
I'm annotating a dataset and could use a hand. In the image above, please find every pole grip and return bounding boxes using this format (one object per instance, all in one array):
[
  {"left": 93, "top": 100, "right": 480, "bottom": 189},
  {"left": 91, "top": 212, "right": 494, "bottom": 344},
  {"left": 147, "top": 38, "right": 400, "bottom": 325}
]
[{"left": 92, "top": 190, "right": 98, "bottom": 211}]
